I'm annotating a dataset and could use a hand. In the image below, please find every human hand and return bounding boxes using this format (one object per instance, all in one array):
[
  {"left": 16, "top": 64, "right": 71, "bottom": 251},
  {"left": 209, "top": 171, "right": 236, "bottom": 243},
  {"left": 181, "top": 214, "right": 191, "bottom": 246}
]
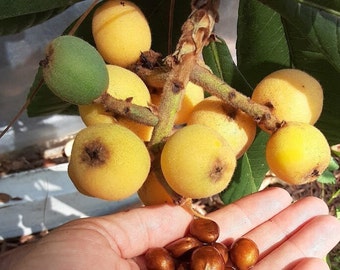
[{"left": 0, "top": 187, "right": 339, "bottom": 270}]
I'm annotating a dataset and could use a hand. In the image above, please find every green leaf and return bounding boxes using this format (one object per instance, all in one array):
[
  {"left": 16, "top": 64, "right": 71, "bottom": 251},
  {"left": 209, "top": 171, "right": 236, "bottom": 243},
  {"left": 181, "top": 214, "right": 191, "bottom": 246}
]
[
  {"left": 317, "top": 170, "right": 336, "bottom": 184},
  {"left": 220, "top": 131, "right": 269, "bottom": 205},
  {"left": 257, "top": 0, "right": 340, "bottom": 145},
  {"left": 134, "top": 0, "right": 191, "bottom": 56},
  {"left": 0, "top": 0, "right": 83, "bottom": 36},
  {"left": 202, "top": 37, "right": 253, "bottom": 96},
  {"left": 236, "top": 0, "right": 291, "bottom": 87},
  {"left": 0, "top": 0, "right": 83, "bottom": 18},
  {"left": 331, "top": 145, "right": 340, "bottom": 158},
  {"left": 236, "top": 0, "right": 340, "bottom": 144},
  {"left": 328, "top": 157, "right": 340, "bottom": 171},
  {"left": 259, "top": 0, "right": 340, "bottom": 72},
  {"left": 317, "top": 157, "right": 338, "bottom": 184}
]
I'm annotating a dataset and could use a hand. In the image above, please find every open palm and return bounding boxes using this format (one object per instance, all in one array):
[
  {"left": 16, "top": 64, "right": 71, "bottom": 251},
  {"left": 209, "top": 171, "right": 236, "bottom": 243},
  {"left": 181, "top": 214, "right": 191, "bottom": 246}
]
[{"left": 1, "top": 187, "right": 339, "bottom": 270}]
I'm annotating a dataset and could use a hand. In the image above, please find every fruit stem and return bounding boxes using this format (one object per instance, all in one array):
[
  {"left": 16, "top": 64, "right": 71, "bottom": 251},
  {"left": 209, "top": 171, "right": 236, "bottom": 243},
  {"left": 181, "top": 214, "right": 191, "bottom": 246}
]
[
  {"left": 136, "top": 63, "right": 282, "bottom": 132},
  {"left": 190, "top": 65, "right": 283, "bottom": 132},
  {"left": 68, "top": 0, "right": 100, "bottom": 36},
  {"left": 148, "top": 2, "right": 219, "bottom": 151},
  {"left": 95, "top": 93, "right": 159, "bottom": 126}
]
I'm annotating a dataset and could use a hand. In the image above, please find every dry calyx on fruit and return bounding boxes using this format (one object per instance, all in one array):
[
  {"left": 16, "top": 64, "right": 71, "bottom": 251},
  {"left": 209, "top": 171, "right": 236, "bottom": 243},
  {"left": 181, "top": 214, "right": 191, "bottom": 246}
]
[
  {"left": 68, "top": 123, "right": 151, "bottom": 201},
  {"left": 145, "top": 217, "right": 259, "bottom": 270}
]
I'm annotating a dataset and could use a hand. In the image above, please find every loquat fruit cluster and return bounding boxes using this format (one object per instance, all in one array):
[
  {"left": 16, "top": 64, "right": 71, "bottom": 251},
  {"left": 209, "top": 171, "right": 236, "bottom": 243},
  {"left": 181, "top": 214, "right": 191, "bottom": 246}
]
[{"left": 39, "top": 0, "right": 330, "bottom": 206}]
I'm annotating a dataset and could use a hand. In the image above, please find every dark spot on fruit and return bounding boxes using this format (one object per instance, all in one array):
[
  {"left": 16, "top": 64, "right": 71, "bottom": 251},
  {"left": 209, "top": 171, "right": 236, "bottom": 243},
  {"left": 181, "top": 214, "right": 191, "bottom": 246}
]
[
  {"left": 120, "top": 1, "right": 125, "bottom": 6},
  {"left": 311, "top": 169, "right": 320, "bottom": 177},
  {"left": 264, "top": 101, "right": 274, "bottom": 110},
  {"left": 222, "top": 103, "right": 237, "bottom": 119},
  {"left": 39, "top": 57, "right": 49, "bottom": 68},
  {"left": 81, "top": 140, "right": 109, "bottom": 166},
  {"left": 210, "top": 160, "right": 225, "bottom": 183}
]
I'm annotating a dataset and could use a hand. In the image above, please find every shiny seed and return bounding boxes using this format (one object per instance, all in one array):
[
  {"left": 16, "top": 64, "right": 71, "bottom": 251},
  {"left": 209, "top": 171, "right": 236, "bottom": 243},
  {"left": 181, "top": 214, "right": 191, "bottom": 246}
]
[
  {"left": 229, "top": 238, "right": 259, "bottom": 270},
  {"left": 165, "top": 236, "right": 202, "bottom": 258},
  {"left": 190, "top": 246, "right": 225, "bottom": 270},
  {"left": 145, "top": 247, "right": 175, "bottom": 270},
  {"left": 211, "top": 242, "right": 228, "bottom": 264},
  {"left": 189, "top": 218, "right": 220, "bottom": 243},
  {"left": 177, "top": 261, "right": 191, "bottom": 270}
]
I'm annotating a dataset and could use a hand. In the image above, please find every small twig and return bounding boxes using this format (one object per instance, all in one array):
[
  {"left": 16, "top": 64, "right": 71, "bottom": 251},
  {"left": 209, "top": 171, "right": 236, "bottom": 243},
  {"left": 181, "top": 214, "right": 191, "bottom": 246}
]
[
  {"left": 148, "top": 1, "right": 219, "bottom": 150},
  {"left": 0, "top": 79, "right": 44, "bottom": 139},
  {"left": 68, "top": 0, "right": 99, "bottom": 36},
  {"left": 95, "top": 93, "right": 159, "bottom": 126},
  {"left": 190, "top": 64, "right": 283, "bottom": 132},
  {"left": 136, "top": 63, "right": 283, "bottom": 132},
  {"left": 328, "top": 188, "right": 340, "bottom": 205}
]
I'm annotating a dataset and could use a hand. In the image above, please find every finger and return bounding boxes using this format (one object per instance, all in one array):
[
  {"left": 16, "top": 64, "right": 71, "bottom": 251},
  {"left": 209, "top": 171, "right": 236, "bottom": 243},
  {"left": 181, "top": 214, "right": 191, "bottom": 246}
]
[
  {"left": 253, "top": 215, "right": 340, "bottom": 269},
  {"left": 208, "top": 187, "right": 292, "bottom": 243},
  {"left": 95, "top": 204, "right": 193, "bottom": 258},
  {"left": 291, "top": 257, "right": 330, "bottom": 270},
  {"left": 244, "top": 196, "right": 329, "bottom": 258},
  {"left": 82, "top": 187, "right": 291, "bottom": 258}
]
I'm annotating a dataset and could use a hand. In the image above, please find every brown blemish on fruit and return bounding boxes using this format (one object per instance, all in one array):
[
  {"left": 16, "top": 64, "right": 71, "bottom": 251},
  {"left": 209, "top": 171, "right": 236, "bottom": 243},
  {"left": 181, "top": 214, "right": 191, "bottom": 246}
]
[
  {"left": 81, "top": 140, "right": 109, "bottom": 166},
  {"left": 210, "top": 159, "right": 225, "bottom": 183},
  {"left": 222, "top": 103, "right": 237, "bottom": 119},
  {"left": 264, "top": 101, "right": 274, "bottom": 110},
  {"left": 301, "top": 168, "right": 321, "bottom": 184},
  {"left": 39, "top": 58, "right": 49, "bottom": 68},
  {"left": 39, "top": 44, "right": 54, "bottom": 68}
]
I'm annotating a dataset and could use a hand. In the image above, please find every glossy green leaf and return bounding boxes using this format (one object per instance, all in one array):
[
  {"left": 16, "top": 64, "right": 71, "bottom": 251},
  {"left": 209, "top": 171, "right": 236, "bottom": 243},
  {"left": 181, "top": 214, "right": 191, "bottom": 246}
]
[
  {"left": 220, "top": 131, "right": 269, "bottom": 205},
  {"left": 134, "top": 0, "right": 191, "bottom": 56},
  {"left": 0, "top": 0, "right": 83, "bottom": 36},
  {"left": 202, "top": 37, "right": 252, "bottom": 96},
  {"left": 283, "top": 21, "right": 340, "bottom": 145},
  {"left": 259, "top": 0, "right": 340, "bottom": 73},
  {"left": 257, "top": 0, "right": 340, "bottom": 145},
  {"left": 236, "top": 0, "right": 291, "bottom": 87},
  {"left": 237, "top": 0, "right": 340, "bottom": 144},
  {"left": 317, "top": 157, "right": 339, "bottom": 185}
]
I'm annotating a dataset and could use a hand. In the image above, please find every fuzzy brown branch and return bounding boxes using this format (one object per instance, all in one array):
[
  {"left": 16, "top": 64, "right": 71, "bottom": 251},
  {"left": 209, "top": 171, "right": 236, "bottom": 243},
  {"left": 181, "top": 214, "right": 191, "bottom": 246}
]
[
  {"left": 135, "top": 64, "right": 283, "bottom": 132},
  {"left": 148, "top": 1, "right": 220, "bottom": 150},
  {"left": 190, "top": 65, "right": 283, "bottom": 132},
  {"left": 96, "top": 93, "right": 159, "bottom": 126}
]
